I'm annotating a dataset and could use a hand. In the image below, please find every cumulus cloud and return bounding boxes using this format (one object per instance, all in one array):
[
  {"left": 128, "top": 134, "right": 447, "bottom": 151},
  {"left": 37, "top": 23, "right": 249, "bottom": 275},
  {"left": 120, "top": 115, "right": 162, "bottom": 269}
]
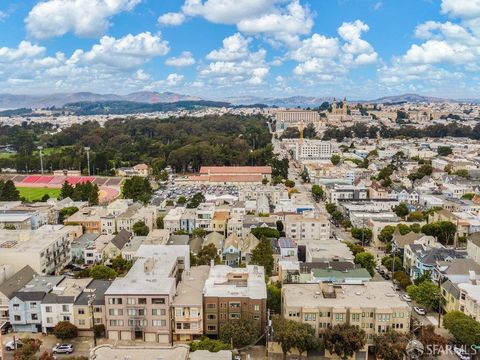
[
  {"left": 289, "top": 20, "right": 377, "bottom": 81},
  {"left": 206, "top": 33, "right": 251, "bottom": 61},
  {"left": 165, "top": 51, "right": 196, "bottom": 67},
  {"left": 158, "top": 12, "right": 186, "bottom": 26},
  {"left": 0, "top": 41, "right": 46, "bottom": 61},
  {"left": 25, "top": 0, "right": 141, "bottom": 39},
  {"left": 200, "top": 34, "right": 269, "bottom": 86},
  {"left": 166, "top": 73, "right": 185, "bottom": 86},
  {"left": 68, "top": 32, "right": 170, "bottom": 69},
  {"left": 441, "top": 0, "right": 480, "bottom": 19}
]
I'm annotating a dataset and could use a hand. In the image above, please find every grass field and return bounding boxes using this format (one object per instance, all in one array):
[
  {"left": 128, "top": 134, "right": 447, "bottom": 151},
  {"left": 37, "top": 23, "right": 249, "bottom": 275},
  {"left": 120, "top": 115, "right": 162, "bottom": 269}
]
[{"left": 18, "top": 187, "right": 61, "bottom": 201}]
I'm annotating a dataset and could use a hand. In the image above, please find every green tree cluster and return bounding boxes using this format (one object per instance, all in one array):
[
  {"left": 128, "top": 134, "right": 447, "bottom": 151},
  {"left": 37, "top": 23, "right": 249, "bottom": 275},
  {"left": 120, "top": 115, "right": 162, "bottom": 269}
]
[
  {"left": 407, "top": 280, "right": 442, "bottom": 311},
  {"left": 421, "top": 221, "right": 457, "bottom": 245},
  {"left": 191, "top": 244, "right": 221, "bottom": 266},
  {"left": 250, "top": 237, "right": 274, "bottom": 276},
  {"left": 0, "top": 180, "right": 20, "bottom": 201},
  {"left": 88, "top": 265, "right": 117, "bottom": 280},
  {"left": 354, "top": 252, "right": 376, "bottom": 276},
  {"left": 189, "top": 337, "right": 231, "bottom": 352},
  {"left": 443, "top": 311, "right": 480, "bottom": 346},
  {"left": 59, "top": 181, "right": 99, "bottom": 205},
  {"left": 324, "top": 323, "right": 366, "bottom": 360},
  {"left": 219, "top": 318, "right": 260, "bottom": 349},
  {"left": 122, "top": 176, "right": 152, "bottom": 203},
  {"left": 311, "top": 184, "right": 324, "bottom": 202},
  {"left": 331, "top": 154, "right": 341, "bottom": 165},
  {"left": 273, "top": 316, "right": 320, "bottom": 359},
  {"left": 372, "top": 331, "right": 409, "bottom": 360},
  {"left": 53, "top": 321, "right": 78, "bottom": 340},
  {"left": 187, "top": 193, "right": 206, "bottom": 208},
  {"left": 58, "top": 206, "right": 79, "bottom": 223},
  {"left": 132, "top": 220, "right": 149, "bottom": 236},
  {"left": 350, "top": 227, "right": 373, "bottom": 244},
  {"left": 250, "top": 227, "right": 280, "bottom": 239}
]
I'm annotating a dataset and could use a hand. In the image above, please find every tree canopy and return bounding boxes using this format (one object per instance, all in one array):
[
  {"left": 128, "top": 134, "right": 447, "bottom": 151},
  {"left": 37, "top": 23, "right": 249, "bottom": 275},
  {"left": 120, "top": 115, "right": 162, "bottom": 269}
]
[
  {"left": 250, "top": 237, "right": 274, "bottom": 276},
  {"left": 122, "top": 176, "right": 152, "bottom": 203},
  {"left": 443, "top": 311, "right": 480, "bottom": 346},
  {"left": 373, "top": 331, "right": 409, "bottom": 360},
  {"left": 324, "top": 323, "right": 366, "bottom": 360},
  {"left": 219, "top": 318, "right": 260, "bottom": 349}
]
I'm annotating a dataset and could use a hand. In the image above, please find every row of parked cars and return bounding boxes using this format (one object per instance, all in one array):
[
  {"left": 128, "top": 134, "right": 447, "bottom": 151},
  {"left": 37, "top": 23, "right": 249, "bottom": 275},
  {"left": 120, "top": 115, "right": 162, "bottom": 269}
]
[{"left": 5, "top": 340, "right": 74, "bottom": 354}]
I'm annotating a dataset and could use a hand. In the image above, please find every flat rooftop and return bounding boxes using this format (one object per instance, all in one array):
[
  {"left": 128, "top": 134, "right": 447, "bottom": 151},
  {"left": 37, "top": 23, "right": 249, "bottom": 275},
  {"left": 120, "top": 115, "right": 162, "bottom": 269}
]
[
  {"left": 105, "top": 245, "right": 189, "bottom": 296},
  {"left": 283, "top": 282, "right": 410, "bottom": 310},
  {"left": 173, "top": 265, "right": 210, "bottom": 307},
  {"left": 0, "top": 225, "right": 73, "bottom": 252}
]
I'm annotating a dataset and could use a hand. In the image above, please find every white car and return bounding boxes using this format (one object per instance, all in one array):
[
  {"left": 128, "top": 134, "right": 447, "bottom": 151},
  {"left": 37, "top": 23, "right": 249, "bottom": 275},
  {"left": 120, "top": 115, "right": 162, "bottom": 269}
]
[
  {"left": 413, "top": 307, "right": 426, "bottom": 315},
  {"left": 52, "top": 343, "right": 74, "bottom": 354},
  {"left": 453, "top": 346, "right": 470, "bottom": 360},
  {"left": 402, "top": 294, "right": 412, "bottom": 302},
  {"left": 5, "top": 340, "right": 22, "bottom": 351}
]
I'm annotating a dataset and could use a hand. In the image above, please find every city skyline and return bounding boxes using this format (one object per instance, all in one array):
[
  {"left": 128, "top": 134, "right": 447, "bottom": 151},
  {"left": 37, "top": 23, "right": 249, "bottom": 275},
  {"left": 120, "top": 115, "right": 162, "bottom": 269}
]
[{"left": 0, "top": 0, "right": 479, "bottom": 99}]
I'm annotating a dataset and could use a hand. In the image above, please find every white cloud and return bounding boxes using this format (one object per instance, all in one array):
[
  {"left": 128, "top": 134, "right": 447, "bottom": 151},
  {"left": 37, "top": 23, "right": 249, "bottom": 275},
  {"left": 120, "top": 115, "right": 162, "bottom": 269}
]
[
  {"left": 288, "top": 34, "right": 339, "bottom": 62},
  {"left": 68, "top": 32, "right": 170, "bottom": 69},
  {"left": 135, "top": 69, "right": 150, "bottom": 81},
  {"left": 158, "top": 12, "right": 186, "bottom": 26},
  {"left": 200, "top": 35, "right": 269, "bottom": 86},
  {"left": 441, "top": 0, "right": 480, "bottom": 19},
  {"left": 206, "top": 33, "right": 251, "bottom": 61},
  {"left": 166, "top": 73, "right": 185, "bottom": 86},
  {"left": 0, "top": 10, "right": 8, "bottom": 22},
  {"left": 237, "top": 0, "right": 313, "bottom": 47},
  {"left": 0, "top": 41, "right": 46, "bottom": 61},
  {"left": 165, "top": 51, "right": 196, "bottom": 67},
  {"left": 25, "top": 0, "right": 141, "bottom": 39},
  {"left": 403, "top": 40, "right": 474, "bottom": 64},
  {"left": 182, "top": 0, "right": 278, "bottom": 24}
]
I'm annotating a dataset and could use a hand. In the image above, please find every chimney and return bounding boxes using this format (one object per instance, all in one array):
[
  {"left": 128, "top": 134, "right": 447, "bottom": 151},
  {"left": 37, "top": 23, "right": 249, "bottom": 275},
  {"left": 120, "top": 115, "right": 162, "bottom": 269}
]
[{"left": 469, "top": 270, "right": 477, "bottom": 286}]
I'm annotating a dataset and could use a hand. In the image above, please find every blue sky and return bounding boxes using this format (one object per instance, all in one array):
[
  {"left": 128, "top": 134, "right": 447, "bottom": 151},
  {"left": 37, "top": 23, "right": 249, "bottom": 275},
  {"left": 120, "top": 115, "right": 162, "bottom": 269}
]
[{"left": 0, "top": 0, "right": 479, "bottom": 99}]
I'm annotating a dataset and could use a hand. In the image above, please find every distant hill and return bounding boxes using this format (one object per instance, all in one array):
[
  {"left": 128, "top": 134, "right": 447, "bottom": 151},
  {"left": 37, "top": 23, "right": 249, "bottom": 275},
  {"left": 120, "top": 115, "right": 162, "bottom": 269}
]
[
  {"left": 0, "top": 91, "right": 202, "bottom": 110},
  {"left": 63, "top": 100, "right": 231, "bottom": 115},
  {"left": 223, "top": 95, "right": 332, "bottom": 107},
  {"left": 367, "top": 93, "right": 448, "bottom": 104}
]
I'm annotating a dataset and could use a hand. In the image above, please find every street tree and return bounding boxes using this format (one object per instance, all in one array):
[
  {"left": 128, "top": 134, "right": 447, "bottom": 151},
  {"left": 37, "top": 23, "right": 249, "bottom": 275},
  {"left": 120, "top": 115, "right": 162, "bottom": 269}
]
[
  {"left": 219, "top": 318, "right": 260, "bottom": 349},
  {"left": 193, "top": 244, "right": 221, "bottom": 265},
  {"left": 53, "top": 321, "right": 78, "bottom": 340},
  {"left": 407, "top": 281, "right": 442, "bottom": 311},
  {"left": 189, "top": 337, "right": 231, "bottom": 352},
  {"left": 331, "top": 154, "right": 341, "bottom": 165},
  {"left": 89, "top": 265, "right": 117, "bottom": 280},
  {"left": 132, "top": 220, "right": 149, "bottom": 236},
  {"left": 354, "top": 252, "right": 376, "bottom": 276},
  {"left": 324, "top": 323, "right": 366, "bottom": 360},
  {"left": 311, "top": 185, "right": 325, "bottom": 202},
  {"left": 393, "top": 202, "right": 409, "bottom": 218},
  {"left": 443, "top": 311, "right": 480, "bottom": 346},
  {"left": 373, "top": 331, "right": 409, "bottom": 360},
  {"left": 250, "top": 237, "right": 274, "bottom": 276}
]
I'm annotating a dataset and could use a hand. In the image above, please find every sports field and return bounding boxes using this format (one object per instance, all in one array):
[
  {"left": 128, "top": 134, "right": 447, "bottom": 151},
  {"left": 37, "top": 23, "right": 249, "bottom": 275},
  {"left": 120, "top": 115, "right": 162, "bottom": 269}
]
[{"left": 18, "top": 187, "right": 61, "bottom": 201}]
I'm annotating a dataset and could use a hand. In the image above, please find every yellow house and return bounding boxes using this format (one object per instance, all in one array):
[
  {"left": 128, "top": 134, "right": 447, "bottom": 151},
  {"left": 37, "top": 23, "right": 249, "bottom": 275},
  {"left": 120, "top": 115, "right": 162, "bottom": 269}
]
[
  {"left": 211, "top": 211, "right": 229, "bottom": 234},
  {"left": 441, "top": 280, "right": 460, "bottom": 313},
  {"left": 101, "top": 229, "right": 131, "bottom": 261}
]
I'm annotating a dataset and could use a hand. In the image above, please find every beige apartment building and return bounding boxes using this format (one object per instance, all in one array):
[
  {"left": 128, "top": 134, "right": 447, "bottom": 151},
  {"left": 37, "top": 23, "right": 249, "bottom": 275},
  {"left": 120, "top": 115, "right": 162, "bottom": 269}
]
[
  {"left": 73, "top": 280, "right": 112, "bottom": 335},
  {"left": 104, "top": 245, "right": 189, "bottom": 343},
  {"left": 172, "top": 265, "right": 210, "bottom": 342},
  {"left": 285, "top": 211, "right": 330, "bottom": 242},
  {"left": 282, "top": 282, "right": 411, "bottom": 356},
  {"left": 203, "top": 265, "right": 267, "bottom": 336}
]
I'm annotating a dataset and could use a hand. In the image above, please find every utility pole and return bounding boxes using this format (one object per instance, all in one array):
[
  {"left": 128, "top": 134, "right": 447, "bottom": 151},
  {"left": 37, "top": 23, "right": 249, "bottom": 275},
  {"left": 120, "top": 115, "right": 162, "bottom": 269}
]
[
  {"left": 88, "top": 294, "right": 97, "bottom": 347},
  {"left": 37, "top": 146, "right": 44, "bottom": 174},
  {"left": 84, "top": 147, "right": 91, "bottom": 176}
]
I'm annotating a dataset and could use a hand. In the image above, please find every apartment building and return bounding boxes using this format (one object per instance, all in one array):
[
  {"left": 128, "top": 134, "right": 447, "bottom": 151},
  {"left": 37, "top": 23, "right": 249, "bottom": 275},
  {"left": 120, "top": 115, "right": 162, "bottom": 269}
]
[
  {"left": 0, "top": 225, "right": 80, "bottom": 274},
  {"left": 458, "top": 280, "right": 480, "bottom": 320},
  {"left": 196, "top": 203, "right": 215, "bottom": 230},
  {"left": 329, "top": 184, "right": 368, "bottom": 204},
  {"left": 282, "top": 282, "right": 411, "bottom": 356},
  {"left": 172, "top": 265, "right": 210, "bottom": 342},
  {"left": 238, "top": 185, "right": 289, "bottom": 207},
  {"left": 273, "top": 109, "right": 321, "bottom": 131},
  {"left": 164, "top": 207, "right": 185, "bottom": 233},
  {"left": 293, "top": 140, "right": 332, "bottom": 161},
  {"left": 203, "top": 265, "right": 267, "bottom": 336},
  {"left": 285, "top": 211, "right": 330, "bottom": 242},
  {"left": 0, "top": 265, "right": 35, "bottom": 323},
  {"left": 41, "top": 277, "right": 93, "bottom": 333},
  {"left": 73, "top": 280, "right": 112, "bottom": 335},
  {"left": 9, "top": 275, "right": 64, "bottom": 332},
  {"left": 104, "top": 245, "right": 189, "bottom": 343}
]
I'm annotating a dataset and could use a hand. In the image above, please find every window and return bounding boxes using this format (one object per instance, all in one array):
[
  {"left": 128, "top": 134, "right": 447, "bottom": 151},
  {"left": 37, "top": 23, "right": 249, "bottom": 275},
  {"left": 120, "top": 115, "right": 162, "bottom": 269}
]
[
  {"left": 176, "top": 323, "right": 182, "bottom": 330},
  {"left": 351, "top": 314, "right": 360, "bottom": 322},
  {"left": 138, "top": 298, "right": 147, "bottom": 305},
  {"left": 152, "top": 298, "right": 165, "bottom": 304},
  {"left": 152, "top": 309, "right": 165, "bottom": 316},
  {"left": 152, "top": 320, "right": 166, "bottom": 327},
  {"left": 229, "top": 302, "right": 240, "bottom": 308},
  {"left": 229, "top": 313, "right": 241, "bottom": 319},
  {"left": 207, "top": 325, "right": 217, "bottom": 331},
  {"left": 304, "top": 313, "right": 316, "bottom": 321},
  {"left": 127, "top": 298, "right": 136, "bottom": 305},
  {"left": 13, "top": 304, "right": 19, "bottom": 310},
  {"left": 94, "top": 307, "right": 102, "bottom": 313},
  {"left": 206, "top": 303, "right": 216, "bottom": 309},
  {"left": 30, "top": 302, "right": 37, "bottom": 309},
  {"left": 254, "top": 305, "right": 260, "bottom": 311},
  {"left": 108, "top": 298, "right": 122, "bottom": 305},
  {"left": 176, "top": 309, "right": 183, "bottom": 317},
  {"left": 207, "top": 314, "right": 216, "bottom": 320},
  {"left": 335, "top": 313, "right": 344, "bottom": 321},
  {"left": 31, "top": 314, "right": 38, "bottom": 321},
  {"left": 79, "top": 320, "right": 86, "bottom": 326},
  {"left": 109, "top": 320, "right": 124, "bottom": 326},
  {"left": 138, "top": 309, "right": 145, "bottom": 316},
  {"left": 44, "top": 306, "right": 52, "bottom": 313},
  {"left": 78, "top": 309, "right": 85, "bottom": 315},
  {"left": 14, "top": 315, "right": 21, "bottom": 321},
  {"left": 128, "top": 309, "right": 136, "bottom": 316},
  {"left": 63, "top": 316, "right": 70, "bottom": 321},
  {"left": 46, "top": 317, "right": 53, "bottom": 324},
  {"left": 191, "top": 308, "right": 198, "bottom": 317},
  {"left": 109, "top": 309, "right": 123, "bottom": 316}
]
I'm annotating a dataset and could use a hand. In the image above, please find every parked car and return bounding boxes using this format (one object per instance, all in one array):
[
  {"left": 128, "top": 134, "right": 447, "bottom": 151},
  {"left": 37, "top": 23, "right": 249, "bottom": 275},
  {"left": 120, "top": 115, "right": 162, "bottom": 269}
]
[
  {"left": 453, "top": 345, "right": 471, "bottom": 360},
  {"left": 5, "top": 340, "right": 22, "bottom": 351},
  {"left": 52, "top": 343, "right": 74, "bottom": 354},
  {"left": 402, "top": 294, "right": 412, "bottom": 302},
  {"left": 413, "top": 307, "right": 426, "bottom": 315},
  {"left": 0, "top": 322, "right": 11, "bottom": 334}
]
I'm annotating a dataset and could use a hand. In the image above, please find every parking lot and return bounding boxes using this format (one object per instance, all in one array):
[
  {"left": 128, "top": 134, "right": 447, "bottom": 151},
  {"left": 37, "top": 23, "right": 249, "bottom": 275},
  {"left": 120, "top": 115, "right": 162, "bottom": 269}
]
[{"left": 151, "top": 183, "right": 240, "bottom": 205}]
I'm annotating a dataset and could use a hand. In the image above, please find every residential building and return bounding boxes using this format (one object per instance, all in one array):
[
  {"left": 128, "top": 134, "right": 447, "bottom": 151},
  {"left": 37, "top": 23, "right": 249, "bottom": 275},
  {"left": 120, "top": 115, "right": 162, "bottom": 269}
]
[
  {"left": 0, "top": 225, "right": 80, "bottom": 274},
  {"left": 329, "top": 184, "right": 368, "bottom": 204},
  {"left": 172, "top": 265, "right": 210, "bottom": 342},
  {"left": 41, "top": 277, "right": 93, "bottom": 333},
  {"left": 104, "top": 245, "right": 189, "bottom": 343},
  {"left": 73, "top": 279, "right": 112, "bottom": 335},
  {"left": 196, "top": 203, "right": 215, "bottom": 230},
  {"left": 203, "top": 265, "right": 267, "bottom": 336},
  {"left": 468, "top": 233, "right": 480, "bottom": 265},
  {"left": 9, "top": 275, "right": 64, "bottom": 332},
  {"left": 0, "top": 266, "right": 35, "bottom": 323},
  {"left": 285, "top": 211, "right": 330, "bottom": 242},
  {"left": 282, "top": 282, "right": 411, "bottom": 356}
]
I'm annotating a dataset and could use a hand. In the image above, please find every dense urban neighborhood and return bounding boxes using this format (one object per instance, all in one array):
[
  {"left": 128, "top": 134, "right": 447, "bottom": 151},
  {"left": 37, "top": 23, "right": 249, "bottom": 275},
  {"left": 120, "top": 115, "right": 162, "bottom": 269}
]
[{"left": 0, "top": 99, "right": 479, "bottom": 359}]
